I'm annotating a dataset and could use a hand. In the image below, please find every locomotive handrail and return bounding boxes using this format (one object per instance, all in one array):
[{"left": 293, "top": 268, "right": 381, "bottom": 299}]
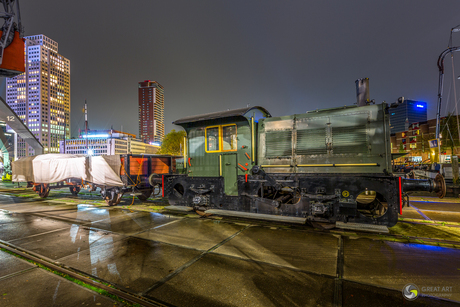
[{"left": 260, "top": 163, "right": 380, "bottom": 168}]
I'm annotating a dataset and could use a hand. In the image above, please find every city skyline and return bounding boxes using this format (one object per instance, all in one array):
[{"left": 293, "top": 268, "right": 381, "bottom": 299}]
[{"left": 4, "top": 1, "right": 460, "bottom": 138}]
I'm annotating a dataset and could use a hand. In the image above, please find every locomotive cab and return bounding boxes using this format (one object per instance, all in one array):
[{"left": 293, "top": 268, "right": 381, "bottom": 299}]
[{"left": 166, "top": 107, "right": 270, "bottom": 206}]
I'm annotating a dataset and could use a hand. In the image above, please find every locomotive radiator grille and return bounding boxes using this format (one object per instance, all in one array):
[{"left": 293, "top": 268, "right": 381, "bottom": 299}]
[
  {"left": 265, "top": 130, "right": 292, "bottom": 158},
  {"left": 296, "top": 128, "right": 327, "bottom": 155},
  {"left": 332, "top": 125, "right": 368, "bottom": 154}
]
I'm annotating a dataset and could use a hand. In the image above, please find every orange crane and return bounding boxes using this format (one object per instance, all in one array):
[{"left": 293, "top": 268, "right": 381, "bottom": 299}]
[
  {"left": 0, "top": 0, "right": 24, "bottom": 77},
  {"left": 0, "top": 0, "right": 42, "bottom": 181}
]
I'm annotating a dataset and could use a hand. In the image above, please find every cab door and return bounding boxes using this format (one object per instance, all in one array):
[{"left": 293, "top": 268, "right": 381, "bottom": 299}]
[{"left": 221, "top": 153, "right": 238, "bottom": 196}]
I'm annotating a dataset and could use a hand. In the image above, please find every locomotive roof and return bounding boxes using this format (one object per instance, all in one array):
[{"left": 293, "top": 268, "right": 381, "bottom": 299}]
[{"left": 173, "top": 106, "right": 271, "bottom": 125}]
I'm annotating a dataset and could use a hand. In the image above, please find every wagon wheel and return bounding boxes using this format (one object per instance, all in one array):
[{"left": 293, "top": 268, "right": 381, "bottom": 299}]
[
  {"left": 105, "top": 192, "right": 123, "bottom": 206},
  {"left": 38, "top": 184, "right": 50, "bottom": 198},
  {"left": 69, "top": 186, "right": 81, "bottom": 196},
  {"left": 136, "top": 188, "right": 153, "bottom": 201},
  {"left": 152, "top": 184, "right": 161, "bottom": 196}
]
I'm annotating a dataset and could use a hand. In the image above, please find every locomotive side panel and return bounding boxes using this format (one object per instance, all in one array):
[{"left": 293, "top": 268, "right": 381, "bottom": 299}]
[{"left": 258, "top": 103, "right": 391, "bottom": 174}]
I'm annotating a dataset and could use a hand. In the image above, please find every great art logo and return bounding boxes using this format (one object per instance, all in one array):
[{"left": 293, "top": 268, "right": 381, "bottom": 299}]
[{"left": 402, "top": 284, "right": 420, "bottom": 301}]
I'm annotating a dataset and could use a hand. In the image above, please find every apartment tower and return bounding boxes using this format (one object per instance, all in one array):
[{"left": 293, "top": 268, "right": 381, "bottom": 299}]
[
  {"left": 389, "top": 100, "right": 427, "bottom": 133},
  {"left": 138, "top": 80, "right": 164, "bottom": 143},
  {"left": 6, "top": 34, "right": 70, "bottom": 156}
]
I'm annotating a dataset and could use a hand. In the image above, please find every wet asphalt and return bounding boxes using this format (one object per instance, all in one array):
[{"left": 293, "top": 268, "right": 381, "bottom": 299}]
[{"left": 0, "top": 186, "right": 459, "bottom": 306}]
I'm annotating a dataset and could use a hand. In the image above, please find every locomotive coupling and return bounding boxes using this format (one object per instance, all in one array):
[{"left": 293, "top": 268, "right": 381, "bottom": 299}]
[{"left": 401, "top": 174, "right": 446, "bottom": 198}]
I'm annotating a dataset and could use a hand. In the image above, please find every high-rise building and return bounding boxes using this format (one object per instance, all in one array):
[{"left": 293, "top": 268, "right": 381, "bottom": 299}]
[
  {"left": 6, "top": 34, "right": 70, "bottom": 157},
  {"left": 138, "top": 80, "right": 164, "bottom": 144},
  {"left": 389, "top": 100, "right": 427, "bottom": 133}
]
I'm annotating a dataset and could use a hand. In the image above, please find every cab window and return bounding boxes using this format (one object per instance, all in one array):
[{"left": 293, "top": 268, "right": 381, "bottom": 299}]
[
  {"left": 205, "top": 124, "right": 237, "bottom": 152},
  {"left": 206, "top": 127, "right": 220, "bottom": 151},
  {"left": 222, "top": 125, "right": 237, "bottom": 151}
]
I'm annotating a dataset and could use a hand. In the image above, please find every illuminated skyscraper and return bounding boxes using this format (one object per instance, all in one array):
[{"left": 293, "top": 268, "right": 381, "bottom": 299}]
[
  {"left": 138, "top": 80, "right": 164, "bottom": 143},
  {"left": 389, "top": 100, "right": 427, "bottom": 133},
  {"left": 6, "top": 34, "right": 70, "bottom": 156}
]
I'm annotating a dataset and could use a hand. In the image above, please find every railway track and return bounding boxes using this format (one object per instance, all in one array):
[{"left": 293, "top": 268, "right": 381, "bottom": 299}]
[{"left": 0, "top": 240, "right": 166, "bottom": 307}]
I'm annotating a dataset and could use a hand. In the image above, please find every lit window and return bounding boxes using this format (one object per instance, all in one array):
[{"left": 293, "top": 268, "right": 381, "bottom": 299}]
[
  {"left": 205, "top": 124, "right": 237, "bottom": 153},
  {"left": 222, "top": 125, "right": 237, "bottom": 150},
  {"left": 206, "top": 127, "right": 220, "bottom": 151}
]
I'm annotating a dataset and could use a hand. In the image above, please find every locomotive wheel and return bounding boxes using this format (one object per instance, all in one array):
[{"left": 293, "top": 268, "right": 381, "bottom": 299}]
[
  {"left": 38, "top": 184, "right": 50, "bottom": 198},
  {"left": 137, "top": 188, "right": 153, "bottom": 201},
  {"left": 69, "top": 186, "right": 81, "bottom": 196}
]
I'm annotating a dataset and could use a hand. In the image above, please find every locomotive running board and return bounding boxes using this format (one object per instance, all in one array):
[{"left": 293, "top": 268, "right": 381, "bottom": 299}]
[
  {"left": 335, "top": 221, "right": 389, "bottom": 233},
  {"left": 205, "top": 209, "right": 307, "bottom": 224},
  {"left": 164, "top": 205, "right": 194, "bottom": 212}
]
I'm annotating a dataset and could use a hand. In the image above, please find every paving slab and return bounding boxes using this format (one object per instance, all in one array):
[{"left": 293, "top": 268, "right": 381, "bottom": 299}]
[
  {"left": 89, "top": 210, "right": 180, "bottom": 235},
  {"left": 0, "top": 267, "right": 120, "bottom": 306},
  {"left": 0, "top": 201, "right": 74, "bottom": 214},
  {"left": 343, "top": 280, "right": 459, "bottom": 307},
  {"left": 10, "top": 225, "right": 127, "bottom": 260},
  {"left": 0, "top": 250, "right": 36, "bottom": 278},
  {"left": 0, "top": 210, "right": 40, "bottom": 224},
  {"left": 134, "top": 218, "right": 246, "bottom": 250},
  {"left": 400, "top": 207, "right": 426, "bottom": 219},
  {"left": 421, "top": 210, "right": 460, "bottom": 223},
  {"left": 59, "top": 236, "right": 202, "bottom": 294},
  {"left": 213, "top": 226, "right": 338, "bottom": 275},
  {"left": 0, "top": 216, "right": 71, "bottom": 242},
  {"left": 410, "top": 201, "right": 460, "bottom": 213},
  {"left": 46, "top": 204, "right": 117, "bottom": 223},
  {"left": 343, "top": 237, "right": 460, "bottom": 302},
  {"left": 147, "top": 253, "right": 335, "bottom": 307}
]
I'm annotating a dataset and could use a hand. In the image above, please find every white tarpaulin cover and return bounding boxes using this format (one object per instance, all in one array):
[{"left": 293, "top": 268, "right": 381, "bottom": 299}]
[{"left": 12, "top": 154, "right": 124, "bottom": 186}]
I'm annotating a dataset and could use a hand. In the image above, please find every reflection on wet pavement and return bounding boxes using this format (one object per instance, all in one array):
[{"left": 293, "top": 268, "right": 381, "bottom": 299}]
[
  {"left": 146, "top": 253, "right": 335, "bottom": 307},
  {"left": 213, "top": 226, "right": 338, "bottom": 275},
  {"left": 134, "top": 218, "right": 246, "bottom": 250},
  {"left": 60, "top": 236, "right": 203, "bottom": 293},
  {"left": 90, "top": 210, "right": 179, "bottom": 235},
  {"left": 344, "top": 237, "right": 460, "bottom": 301}
]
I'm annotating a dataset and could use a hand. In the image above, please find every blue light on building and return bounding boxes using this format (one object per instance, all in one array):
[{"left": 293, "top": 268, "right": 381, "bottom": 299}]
[{"left": 389, "top": 100, "right": 427, "bottom": 133}]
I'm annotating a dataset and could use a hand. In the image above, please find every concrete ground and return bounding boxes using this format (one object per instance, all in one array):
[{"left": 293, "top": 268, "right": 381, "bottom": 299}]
[
  {"left": 0, "top": 183, "right": 459, "bottom": 306},
  {"left": 0, "top": 249, "right": 120, "bottom": 306}
]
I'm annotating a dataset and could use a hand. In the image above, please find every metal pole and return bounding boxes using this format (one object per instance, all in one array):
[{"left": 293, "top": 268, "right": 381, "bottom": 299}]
[
  {"left": 13, "top": 132, "right": 17, "bottom": 161},
  {"left": 436, "top": 47, "right": 460, "bottom": 162},
  {"left": 85, "top": 100, "right": 88, "bottom": 152}
]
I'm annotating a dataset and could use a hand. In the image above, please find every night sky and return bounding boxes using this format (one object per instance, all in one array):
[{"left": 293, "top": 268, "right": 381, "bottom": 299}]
[{"left": 5, "top": 0, "right": 460, "bottom": 138}]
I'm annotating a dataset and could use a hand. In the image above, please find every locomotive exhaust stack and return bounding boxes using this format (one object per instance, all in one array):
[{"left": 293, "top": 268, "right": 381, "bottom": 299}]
[{"left": 355, "top": 78, "right": 370, "bottom": 106}]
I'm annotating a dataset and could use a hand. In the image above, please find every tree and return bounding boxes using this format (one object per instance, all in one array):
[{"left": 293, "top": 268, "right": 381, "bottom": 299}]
[
  {"left": 158, "top": 129, "right": 186, "bottom": 155},
  {"left": 440, "top": 114, "right": 460, "bottom": 153}
]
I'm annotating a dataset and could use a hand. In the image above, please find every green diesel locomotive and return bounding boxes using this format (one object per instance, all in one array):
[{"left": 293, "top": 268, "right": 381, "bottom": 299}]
[{"left": 155, "top": 102, "right": 444, "bottom": 227}]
